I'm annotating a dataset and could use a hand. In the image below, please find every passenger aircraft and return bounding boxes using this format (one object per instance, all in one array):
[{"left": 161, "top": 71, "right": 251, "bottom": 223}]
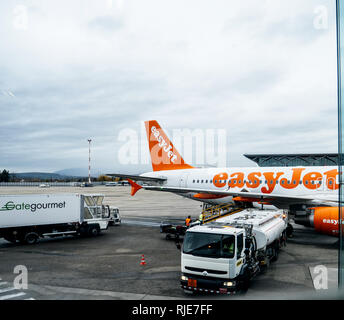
[{"left": 109, "top": 120, "right": 342, "bottom": 237}]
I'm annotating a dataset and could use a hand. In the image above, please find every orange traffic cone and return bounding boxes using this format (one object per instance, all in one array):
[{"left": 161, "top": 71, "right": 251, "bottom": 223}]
[{"left": 140, "top": 254, "right": 146, "bottom": 266}]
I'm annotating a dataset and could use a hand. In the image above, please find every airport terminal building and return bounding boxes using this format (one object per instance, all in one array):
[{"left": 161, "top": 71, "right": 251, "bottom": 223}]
[{"left": 244, "top": 153, "right": 338, "bottom": 167}]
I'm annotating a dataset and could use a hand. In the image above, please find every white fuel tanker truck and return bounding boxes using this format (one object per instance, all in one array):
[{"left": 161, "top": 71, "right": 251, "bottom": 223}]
[{"left": 180, "top": 208, "right": 288, "bottom": 294}]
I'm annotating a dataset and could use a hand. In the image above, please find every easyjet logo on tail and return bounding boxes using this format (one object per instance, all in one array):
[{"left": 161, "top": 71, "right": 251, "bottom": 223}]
[
  {"left": 145, "top": 120, "right": 194, "bottom": 172},
  {"left": 151, "top": 126, "right": 178, "bottom": 163}
]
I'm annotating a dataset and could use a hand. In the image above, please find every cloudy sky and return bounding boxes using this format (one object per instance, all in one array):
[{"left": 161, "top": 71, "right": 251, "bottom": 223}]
[{"left": 0, "top": 0, "right": 339, "bottom": 174}]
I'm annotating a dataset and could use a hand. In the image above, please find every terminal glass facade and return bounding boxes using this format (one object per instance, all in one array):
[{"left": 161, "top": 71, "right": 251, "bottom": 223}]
[
  {"left": 337, "top": 0, "right": 344, "bottom": 290},
  {"left": 244, "top": 154, "right": 338, "bottom": 167}
]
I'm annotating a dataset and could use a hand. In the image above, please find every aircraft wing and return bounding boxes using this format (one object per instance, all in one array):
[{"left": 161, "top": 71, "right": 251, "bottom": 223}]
[
  {"left": 106, "top": 173, "right": 167, "bottom": 183},
  {"left": 142, "top": 186, "right": 340, "bottom": 205}
]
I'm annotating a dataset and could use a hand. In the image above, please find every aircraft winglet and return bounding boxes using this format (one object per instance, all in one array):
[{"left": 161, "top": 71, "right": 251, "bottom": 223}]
[{"left": 128, "top": 179, "right": 143, "bottom": 196}]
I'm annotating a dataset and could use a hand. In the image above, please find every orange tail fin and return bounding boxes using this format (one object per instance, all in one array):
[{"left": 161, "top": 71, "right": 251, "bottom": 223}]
[{"left": 144, "top": 120, "right": 194, "bottom": 172}]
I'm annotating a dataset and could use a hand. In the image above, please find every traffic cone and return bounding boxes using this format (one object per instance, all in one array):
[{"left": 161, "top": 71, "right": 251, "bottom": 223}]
[{"left": 140, "top": 254, "right": 146, "bottom": 266}]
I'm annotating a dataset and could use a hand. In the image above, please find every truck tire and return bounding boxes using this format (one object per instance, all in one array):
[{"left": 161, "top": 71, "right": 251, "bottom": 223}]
[
  {"left": 24, "top": 232, "right": 39, "bottom": 245},
  {"left": 240, "top": 271, "right": 250, "bottom": 292},
  {"left": 286, "top": 223, "right": 293, "bottom": 238},
  {"left": 271, "top": 241, "right": 279, "bottom": 262},
  {"left": 88, "top": 225, "right": 100, "bottom": 237}
]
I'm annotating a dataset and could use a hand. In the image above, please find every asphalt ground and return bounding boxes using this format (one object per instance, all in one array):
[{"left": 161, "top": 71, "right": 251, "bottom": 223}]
[{"left": 0, "top": 186, "right": 341, "bottom": 300}]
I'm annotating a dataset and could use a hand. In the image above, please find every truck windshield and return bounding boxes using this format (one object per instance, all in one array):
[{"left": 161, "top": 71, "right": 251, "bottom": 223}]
[{"left": 183, "top": 232, "right": 235, "bottom": 259}]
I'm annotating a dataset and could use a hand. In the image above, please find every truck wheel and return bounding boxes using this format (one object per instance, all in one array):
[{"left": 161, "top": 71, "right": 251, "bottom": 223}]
[
  {"left": 24, "top": 232, "right": 39, "bottom": 245},
  {"left": 165, "top": 234, "right": 171, "bottom": 240},
  {"left": 271, "top": 242, "right": 279, "bottom": 262},
  {"left": 286, "top": 223, "right": 293, "bottom": 238},
  {"left": 240, "top": 272, "right": 250, "bottom": 292},
  {"left": 88, "top": 226, "right": 100, "bottom": 237}
]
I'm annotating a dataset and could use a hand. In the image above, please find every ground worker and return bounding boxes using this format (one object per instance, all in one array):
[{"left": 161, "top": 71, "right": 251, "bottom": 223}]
[
  {"left": 199, "top": 212, "right": 204, "bottom": 224},
  {"left": 185, "top": 216, "right": 191, "bottom": 227}
]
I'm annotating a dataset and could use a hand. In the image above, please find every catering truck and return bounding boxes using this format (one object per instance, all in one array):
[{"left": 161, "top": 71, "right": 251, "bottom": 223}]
[
  {"left": 82, "top": 194, "right": 121, "bottom": 226},
  {"left": 0, "top": 194, "right": 109, "bottom": 244},
  {"left": 180, "top": 208, "right": 288, "bottom": 294}
]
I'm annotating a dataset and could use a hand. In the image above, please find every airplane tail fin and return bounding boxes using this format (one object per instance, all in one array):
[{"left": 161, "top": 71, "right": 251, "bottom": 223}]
[{"left": 144, "top": 120, "right": 194, "bottom": 172}]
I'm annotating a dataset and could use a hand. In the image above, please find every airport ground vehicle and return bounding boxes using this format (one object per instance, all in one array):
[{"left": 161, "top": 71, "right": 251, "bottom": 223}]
[
  {"left": 160, "top": 222, "right": 187, "bottom": 240},
  {"left": 179, "top": 209, "right": 288, "bottom": 294},
  {"left": 0, "top": 194, "right": 109, "bottom": 244},
  {"left": 105, "top": 182, "right": 118, "bottom": 186},
  {"left": 82, "top": 195, "right": 121, "bottom": 226},
  {"left": 39, "top": 183, "right": 50, "bottom": 188},
  {"left": 107, "top": 206, "right": 121, "bottom": 226}
]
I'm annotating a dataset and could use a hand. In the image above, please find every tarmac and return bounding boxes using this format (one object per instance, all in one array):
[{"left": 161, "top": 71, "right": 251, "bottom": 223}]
[{"left": 0, "top": 186, "right": 341, "bottom": 300}]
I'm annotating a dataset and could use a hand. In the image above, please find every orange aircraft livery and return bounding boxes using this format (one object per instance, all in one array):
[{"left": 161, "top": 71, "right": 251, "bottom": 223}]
[{"left": 109, "top": 120, "right": 342, "bottom": 237}]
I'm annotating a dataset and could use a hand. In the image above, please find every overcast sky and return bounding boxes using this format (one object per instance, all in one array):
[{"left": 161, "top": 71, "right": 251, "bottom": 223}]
[{"left": 0, "top": 0, "right": 339, "bottom": 174}]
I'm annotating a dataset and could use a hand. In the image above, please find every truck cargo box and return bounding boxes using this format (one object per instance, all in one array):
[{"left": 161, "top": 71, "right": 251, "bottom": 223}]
[{"left": 0, "top": 194, "right": 82, "bottom": 229}]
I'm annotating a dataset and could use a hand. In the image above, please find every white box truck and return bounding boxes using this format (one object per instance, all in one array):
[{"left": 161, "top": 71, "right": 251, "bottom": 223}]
[
  {"left": 180, "top": 208, "right": 288, "bottom": 294},
  {"left": 0, "top": 194, "right": 109, "bottom": 244}
]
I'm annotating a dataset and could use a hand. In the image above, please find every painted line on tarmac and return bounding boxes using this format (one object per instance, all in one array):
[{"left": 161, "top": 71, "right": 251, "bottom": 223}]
[
  {"left": 0, "top": 292, "right": 26, "bottom": 300},
  {"left": 28, "top": 284, "right": 189, "bottom": 300},
  {"left": 0, "top": 279, "right": 36, "bottom": 300},
  {"left": 0, "top": 287, "right": 16, "bottom": 294},
  {"left": 122, "top": 220, "right": 161, "bottom": 227}
]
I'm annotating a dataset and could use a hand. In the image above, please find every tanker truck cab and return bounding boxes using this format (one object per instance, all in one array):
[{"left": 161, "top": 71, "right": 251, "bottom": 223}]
[{"left": 180, "top": 209, "right": 288, "bottom": 294}]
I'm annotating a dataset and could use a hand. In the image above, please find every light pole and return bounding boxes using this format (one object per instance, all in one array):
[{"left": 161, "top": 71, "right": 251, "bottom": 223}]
[{"left": 88, "top": 139, "right": 92, "bottom": 184}]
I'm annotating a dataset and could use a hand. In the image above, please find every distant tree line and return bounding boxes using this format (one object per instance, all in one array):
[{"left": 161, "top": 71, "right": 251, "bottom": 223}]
[{"left": 0, "top": 170, "right": 120, "bottom": 183}]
